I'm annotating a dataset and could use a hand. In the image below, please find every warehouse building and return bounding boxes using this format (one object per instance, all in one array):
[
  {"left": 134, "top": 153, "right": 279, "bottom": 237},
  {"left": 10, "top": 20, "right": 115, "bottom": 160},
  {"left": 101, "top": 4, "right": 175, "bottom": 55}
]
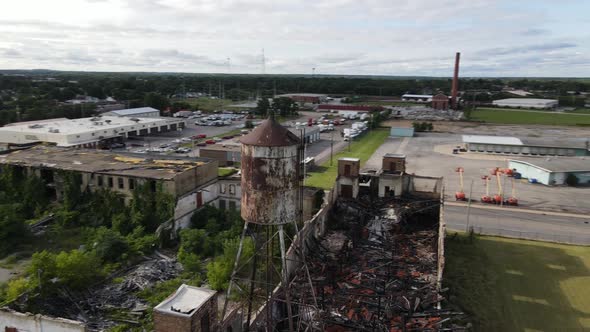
[
  {"left": 199, "top": 145, "right": 241, "bottom": 166},
  {"left": 492, "top": 98, "right": 558, "bottom": 109},
  {"left": 508, "top": 158, "right": 590, "bottom": 186},
  {"left": 289, "top": 126, "right": 320, "bottom": 144},
  {"left": 0, "top": 116, "right": 185, "bottom": 149},
  {"left": 401, "top": 94, "right": 432, "bottom": 102},
  {"left": 316, "top": 104, "right": 382, "bottom": 118},
  {"left": 103, "top": 107, "right": 161, "bottom": 118},
  {"left": 462, "top": 135, "right": 590, "bottom": 157},
  {"left": 276, "top": 93, "right": 327, "bottom": 104}
]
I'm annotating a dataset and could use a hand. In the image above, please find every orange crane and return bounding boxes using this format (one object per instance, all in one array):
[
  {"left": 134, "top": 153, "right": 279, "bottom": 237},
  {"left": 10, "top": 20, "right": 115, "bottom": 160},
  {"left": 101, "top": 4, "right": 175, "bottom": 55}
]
[
  {"left": 455, "top": 167, "right": 467, "bottom": 201},
  {"left": 481, "top": 175, "right": 493, "bottom": 203},
  {"left": 505, "top": 176, "right": 518, "bottom": 206},
  {"left": 493, "top": 171, "right": 503, "bottom": 204}
]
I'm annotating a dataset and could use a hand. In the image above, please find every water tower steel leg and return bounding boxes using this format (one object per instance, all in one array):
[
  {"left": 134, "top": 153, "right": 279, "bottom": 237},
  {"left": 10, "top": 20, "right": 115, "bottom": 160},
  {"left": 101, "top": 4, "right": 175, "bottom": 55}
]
[
  {"left": 222, "top": 221, "right": 250, "bottom": 321},
  {"left": 279, "top": 224, "right": 295, "bottom": 332}
]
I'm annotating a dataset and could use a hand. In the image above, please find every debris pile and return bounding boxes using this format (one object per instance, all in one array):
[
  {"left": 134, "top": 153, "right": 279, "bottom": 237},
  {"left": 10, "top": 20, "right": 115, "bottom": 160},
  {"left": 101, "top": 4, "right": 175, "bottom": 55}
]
[{"left": 289, "top": 198, "right": 465, "bottom": 331}]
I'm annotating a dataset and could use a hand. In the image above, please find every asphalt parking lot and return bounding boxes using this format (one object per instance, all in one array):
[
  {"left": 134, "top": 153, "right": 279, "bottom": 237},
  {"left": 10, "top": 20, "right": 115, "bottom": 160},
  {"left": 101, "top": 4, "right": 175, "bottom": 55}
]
[{"left": 367, "top": 125, "right": 590, "bottom": 214}]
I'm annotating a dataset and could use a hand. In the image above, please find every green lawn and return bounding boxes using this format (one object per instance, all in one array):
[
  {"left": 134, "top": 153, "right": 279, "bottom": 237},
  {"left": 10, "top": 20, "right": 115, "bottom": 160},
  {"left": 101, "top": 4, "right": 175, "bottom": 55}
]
[
  {"left": 305, "top": 129, "right": 389, "bottom": 189},
  {"left": 445, "top": 233, "right": 590, "bottom": 331},
  {"left": 471, "top": 108, "right": 590, "bottom": 126},
  {"left": 218, "top": 167, "right": 238, "bottom": 177}
]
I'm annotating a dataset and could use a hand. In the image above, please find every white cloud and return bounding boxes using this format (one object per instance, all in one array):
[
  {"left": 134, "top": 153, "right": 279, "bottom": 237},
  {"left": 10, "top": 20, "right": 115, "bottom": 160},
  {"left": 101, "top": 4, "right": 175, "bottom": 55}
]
[{"left": 0, "top": 0, "right": 588, "bottom": 76}]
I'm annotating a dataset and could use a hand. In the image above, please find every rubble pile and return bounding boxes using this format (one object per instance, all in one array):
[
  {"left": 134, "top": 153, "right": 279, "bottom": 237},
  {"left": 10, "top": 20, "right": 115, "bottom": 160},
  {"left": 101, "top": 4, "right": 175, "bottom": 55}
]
[
  {"left": 10, "top": 255, "right": 182, "bottom": 331},
  {"left": 290, "top": 198, "right": 465, "bottom": 331},
  {"left": 390, "top": 106, "right": 464, "bottom": 121}
]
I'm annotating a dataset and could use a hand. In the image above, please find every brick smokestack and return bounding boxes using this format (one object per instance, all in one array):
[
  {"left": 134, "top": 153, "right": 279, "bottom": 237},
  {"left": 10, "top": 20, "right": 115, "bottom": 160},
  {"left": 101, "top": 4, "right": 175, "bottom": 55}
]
[{"left": 451, "top": 52, "right": 460, "bottom": 110}]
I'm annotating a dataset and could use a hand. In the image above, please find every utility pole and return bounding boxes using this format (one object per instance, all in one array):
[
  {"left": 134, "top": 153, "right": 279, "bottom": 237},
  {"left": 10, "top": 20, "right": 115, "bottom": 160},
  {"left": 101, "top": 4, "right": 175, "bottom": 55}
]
[
  {"left": 466, "top": 179, "right": 474, "bottom": 232},
  {"left": 330, "top": 130, "right": 334, "bottom": 166}
]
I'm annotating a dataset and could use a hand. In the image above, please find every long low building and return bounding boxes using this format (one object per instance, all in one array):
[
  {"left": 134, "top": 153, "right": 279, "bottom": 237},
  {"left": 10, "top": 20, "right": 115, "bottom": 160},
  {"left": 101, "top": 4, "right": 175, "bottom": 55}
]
[
  {"left": 492, "top": 98, "right": 558, "bottom": 109},
  {"left": 463, "top": 135, "right": 590, "bottom": 157},
  {"left": 103, "top": 107, "right": 161, "bottom": 118},
  {"left": 0, "top": 116, "right": 185, "bottom": 149},
  {"left": 508, "top": 158, "right": 590, "bottom": 186},
  {"left": 276, "top": 93, "right": 328, "bottom": 104}
]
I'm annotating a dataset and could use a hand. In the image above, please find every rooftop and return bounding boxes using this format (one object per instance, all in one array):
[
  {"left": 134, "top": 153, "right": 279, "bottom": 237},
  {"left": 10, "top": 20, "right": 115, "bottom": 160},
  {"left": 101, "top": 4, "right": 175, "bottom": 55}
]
[
  {"left": 105, "top": 107, "right": 160, "bottom": 116},
  {"left": 384, "top": 153, "right": 406, "bottom": 158},
  {"left": 0, "top": 146, "right": 209, "bottom": 180},
  {"left": 462, "top": 135, "right": 524, "bottom": 145},
  {"left": 0, "top": 116, "right": 180, "bottom": 136},
  {"left": 276, "top": 93, "right": 326, "bottom": 97},
  {"left": 493, "top": 98, "right": 558, "bottom": 104},
  {"left": 510, "top": 158, "right": 590, "bottom": 173},
  {"left": 402, "top": 94, "right": 433, "bottom": 98},
  {"left": 339, "top": 157, "right": 360, "bottom": 162},
  {"left": 317, "top": 104, "right": 381, "bottom": 111},
  {"left": 240, "top": 116, "right": 300, "bottom": 147},
  {"left": 154, "top": 284, "right": 216, "bottom": 316}
]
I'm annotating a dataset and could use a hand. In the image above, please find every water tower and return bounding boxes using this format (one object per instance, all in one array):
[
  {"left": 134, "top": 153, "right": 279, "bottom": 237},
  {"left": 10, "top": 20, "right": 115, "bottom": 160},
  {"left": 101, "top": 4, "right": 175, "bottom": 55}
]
[{"left": 223, "top": 113, "right": 317, "bottom": 331}]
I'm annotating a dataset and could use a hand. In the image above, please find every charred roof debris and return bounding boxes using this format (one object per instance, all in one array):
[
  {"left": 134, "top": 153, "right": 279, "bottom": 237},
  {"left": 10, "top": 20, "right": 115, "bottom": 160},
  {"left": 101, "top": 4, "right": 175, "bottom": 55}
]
[{"left": 285, "top": 195, "right": 466, "bottom": 332}]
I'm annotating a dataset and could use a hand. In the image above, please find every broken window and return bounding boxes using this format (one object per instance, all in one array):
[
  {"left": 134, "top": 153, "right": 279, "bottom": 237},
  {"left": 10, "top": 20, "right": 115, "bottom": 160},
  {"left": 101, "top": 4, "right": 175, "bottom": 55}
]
[
  {"left": 108, "top": 177, "right": 113, "bottom": 188},
  {"left": 229, "top": 200, "right": 236, "bottom": 210},
  {"left": 97, "top": 176, "right": 103, "bottom": 187},
  {"left": 118, "top": 178, "right": 124, "bottom": 189},
  {"left": 229, "top": 184, "right": 236, "bottom": 195},
  {"left": 220, "top": 183, "right": 227, "bottom": 194},
  {"left": 128, "top": 178, "right": 135, "bottom": 190}
]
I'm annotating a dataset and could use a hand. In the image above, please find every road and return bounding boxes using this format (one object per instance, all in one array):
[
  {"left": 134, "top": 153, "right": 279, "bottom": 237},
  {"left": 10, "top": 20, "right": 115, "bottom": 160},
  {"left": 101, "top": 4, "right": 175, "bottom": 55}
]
[{"left": 444, "top": 203, "right": 590, "bottom": 245}]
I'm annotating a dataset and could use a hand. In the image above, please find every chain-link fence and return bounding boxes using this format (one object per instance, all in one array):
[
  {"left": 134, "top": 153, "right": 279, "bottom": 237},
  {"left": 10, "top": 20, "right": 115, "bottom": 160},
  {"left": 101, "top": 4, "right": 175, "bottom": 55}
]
[{"left": 447, "top": 223, "right": 590, "bottom": 245}]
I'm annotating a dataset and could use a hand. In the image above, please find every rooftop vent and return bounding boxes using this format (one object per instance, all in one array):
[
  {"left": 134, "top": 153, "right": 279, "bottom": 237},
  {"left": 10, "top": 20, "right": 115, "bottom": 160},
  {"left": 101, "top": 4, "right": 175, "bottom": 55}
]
[{"left": 28, "top": 124, "right": 44, "bottom": 129}]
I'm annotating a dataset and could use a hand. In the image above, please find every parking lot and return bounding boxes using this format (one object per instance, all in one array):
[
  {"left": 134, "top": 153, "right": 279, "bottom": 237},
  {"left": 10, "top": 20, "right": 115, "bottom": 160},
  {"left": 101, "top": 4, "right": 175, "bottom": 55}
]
[{"left": 367, "top": 122, "right": 590, "bottom": 214}]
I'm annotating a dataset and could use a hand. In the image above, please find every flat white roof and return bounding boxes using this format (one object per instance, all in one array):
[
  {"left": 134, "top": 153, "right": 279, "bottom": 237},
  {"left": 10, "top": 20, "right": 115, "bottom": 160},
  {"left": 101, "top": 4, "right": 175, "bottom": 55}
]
[
  {"left": 154, "top": 284, "right": 216, "bottom": 316},
  {"left": 339, "top": 157, "right": 360, "bottom": 161},
  {"left": 492, "top": 98, "right": 558, "bottom": 105},
  {"left": 509, "top": 158, "right": 590, "bottom": 173},
  {"left": 462, "top": 135, "right": 523, "bottom": 145},
  {"left": 106, "top": 107, "right": 160, "bottom": 116},
  {"left": 402, "top": 94, "right": 433, "bottom": 98},
  {"left": 0, "top": 116, "right": 178, "bottom": 136}
]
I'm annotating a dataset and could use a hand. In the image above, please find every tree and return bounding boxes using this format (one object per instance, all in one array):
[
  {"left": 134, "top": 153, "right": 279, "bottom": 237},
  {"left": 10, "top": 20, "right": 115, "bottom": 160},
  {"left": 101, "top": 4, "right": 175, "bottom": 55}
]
[
  {"left": 0, "top": 204, "right": 28, "bottom": 256},
  {"left": 144, "top": 92, "right": 170, "bottom": 113},
  {"left": 255, "top": 98, "right": 270, "bottom": 117},
  {"left": 90, "top": 227, "right": 130, "bottom": 262},
  {"left": 245, "top": 120, "right": 254, "bottom": 129},
  {"left": 54, "top": 250, "right": 103, "bottom": 290},
  {"left": 207, "top": 237, "right": 254, "bottom": 291},
  {"left": 271, "top": 97, "right": 298, "bottom": 117}
]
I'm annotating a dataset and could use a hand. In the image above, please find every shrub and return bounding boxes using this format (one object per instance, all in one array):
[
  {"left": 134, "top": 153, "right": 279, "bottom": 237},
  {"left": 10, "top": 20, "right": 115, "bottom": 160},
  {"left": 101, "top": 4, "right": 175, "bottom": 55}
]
[
  {"left": 6, "top": 277, "right": 31, "bottom": 302},
  {"left": 207, "top": 237, "right": 254, "bottom": 291},
  {"left": 91, "top": 227, "right": 130, "bottom": 262}
]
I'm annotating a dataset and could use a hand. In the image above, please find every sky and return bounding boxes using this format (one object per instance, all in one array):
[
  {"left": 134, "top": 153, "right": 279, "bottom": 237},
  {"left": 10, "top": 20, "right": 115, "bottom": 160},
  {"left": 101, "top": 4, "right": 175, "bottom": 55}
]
[{"left": 0, "top": 0, "right": 589, "bottom": 77}]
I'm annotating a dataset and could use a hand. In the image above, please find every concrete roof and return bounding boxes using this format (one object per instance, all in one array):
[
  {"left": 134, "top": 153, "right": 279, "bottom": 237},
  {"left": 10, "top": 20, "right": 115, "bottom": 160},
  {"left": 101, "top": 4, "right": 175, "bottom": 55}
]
[
  {"left": 154, "top": 284, "right": 216, "bottom": 316},
  {"left": 509, "top": 158, "right": 590, "bottom": 173},
  {"left": 492, "top": 98, "right": 557, "bottom": 105},
  {"left": 402, "top": 94, "right": 433, "bottom": 98},
  {"left": 0, "top": 146, "right": 209, "bottom": 180},
  {"left": 384, "top": 153, "right": 406, "bottom": 158},
  {"left": 106, "top": 107, "right": 160, "bottom": 116},
  {"left": 339, "top": 157, "right": 360, "bottom": 162},
  {"left": 462, "top": 135, "right": 523, "bottom": 145},
  {"left": 0, "top": 116, "right": 179, "bottom": 136}
]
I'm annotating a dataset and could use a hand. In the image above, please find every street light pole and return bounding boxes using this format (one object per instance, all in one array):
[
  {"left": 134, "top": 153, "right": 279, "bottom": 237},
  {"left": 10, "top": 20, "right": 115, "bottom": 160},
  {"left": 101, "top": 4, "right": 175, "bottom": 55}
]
[{"left": 466, "top": 179, "right": 474, "bottom": 232}]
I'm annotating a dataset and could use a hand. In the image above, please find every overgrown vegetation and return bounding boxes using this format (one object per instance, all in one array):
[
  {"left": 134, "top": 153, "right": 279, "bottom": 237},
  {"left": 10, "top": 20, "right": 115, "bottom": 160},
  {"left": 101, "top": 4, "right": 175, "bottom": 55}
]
[
  {"left": 0, "top": 168, "right": 172, "bottom": 305},
  {"left": 412, "top": 121, "right": 434, "bottom": 132}
]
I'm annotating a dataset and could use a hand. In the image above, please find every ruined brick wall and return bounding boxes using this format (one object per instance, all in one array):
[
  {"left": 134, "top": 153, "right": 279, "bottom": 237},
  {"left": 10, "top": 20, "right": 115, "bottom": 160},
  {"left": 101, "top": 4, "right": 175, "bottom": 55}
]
[
  {"left": 0, "top": 309, "right": 86, "bottom": 332},
  {"left": 154, "top": 311, "right": 193, "bottom": 332}
]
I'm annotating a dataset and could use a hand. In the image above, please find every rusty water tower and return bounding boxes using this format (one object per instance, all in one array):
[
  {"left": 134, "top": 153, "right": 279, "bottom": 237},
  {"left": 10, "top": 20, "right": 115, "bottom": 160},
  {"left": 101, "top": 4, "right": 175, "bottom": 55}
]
[{"left": 223, "top": 113, "right": 318, "bottom": 331}]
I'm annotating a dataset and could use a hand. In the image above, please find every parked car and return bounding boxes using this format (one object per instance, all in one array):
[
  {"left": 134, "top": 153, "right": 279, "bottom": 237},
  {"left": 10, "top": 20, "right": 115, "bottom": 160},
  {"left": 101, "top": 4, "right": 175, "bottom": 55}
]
[
  {"left": 196, "top": 142, "right": 207, "bottom": 147},
  {"left": 196, "top": 134, "right": 207, "bottom": 138},
  {"left": 213, "top": 137, "right": 222, "bottom": 142},
  {"left": 205, "top": 139, "right": 216, "bottom": 144}
]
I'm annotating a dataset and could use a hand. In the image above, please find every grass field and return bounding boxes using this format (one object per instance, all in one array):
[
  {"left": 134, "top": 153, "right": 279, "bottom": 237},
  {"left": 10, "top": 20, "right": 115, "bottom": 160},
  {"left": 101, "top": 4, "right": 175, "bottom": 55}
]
[
  {"left": 471, "top": 108, "right": 590, "bottom": 126},
  {"left": 445, "top": 233, "right": 590, "bottom": 331},
  {"left": 305, "top": 128, "right": 389, "bottom": 189}
]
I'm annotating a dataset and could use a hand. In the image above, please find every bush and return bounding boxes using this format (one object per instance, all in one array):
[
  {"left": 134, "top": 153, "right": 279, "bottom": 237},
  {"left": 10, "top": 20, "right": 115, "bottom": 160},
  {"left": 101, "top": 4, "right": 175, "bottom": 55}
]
[
  {"left": 28, "top": 249, "right": 103, "bottom": 292},
  {"left": 91, "top": 227, "right": 130, "bottom": 262},
  {"left": 6, "top": 277, "right": 31, "bottom": 302},
  {"left": 207, "top": 237, "right": 254, "bottom": 291}
]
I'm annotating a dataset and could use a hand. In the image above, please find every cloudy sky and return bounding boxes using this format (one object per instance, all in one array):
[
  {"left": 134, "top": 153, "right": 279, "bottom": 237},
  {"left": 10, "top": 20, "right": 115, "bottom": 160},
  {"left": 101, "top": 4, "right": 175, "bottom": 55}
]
[{"left": 1, "top": 0, "right": 589, "bottom": 77}]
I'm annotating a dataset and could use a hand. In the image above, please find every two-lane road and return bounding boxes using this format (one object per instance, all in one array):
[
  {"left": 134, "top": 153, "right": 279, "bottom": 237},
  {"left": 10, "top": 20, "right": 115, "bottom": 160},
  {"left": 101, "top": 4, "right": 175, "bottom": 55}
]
[{"left": 444, "top": 203, "right": 590, "bottom": 245}]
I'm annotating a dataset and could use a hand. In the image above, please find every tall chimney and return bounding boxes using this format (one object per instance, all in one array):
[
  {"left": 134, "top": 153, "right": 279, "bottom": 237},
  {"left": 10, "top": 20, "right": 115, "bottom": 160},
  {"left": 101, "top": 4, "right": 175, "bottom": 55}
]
[{"left": 451, "top": 52, "right": 460, "bottom": 110}]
